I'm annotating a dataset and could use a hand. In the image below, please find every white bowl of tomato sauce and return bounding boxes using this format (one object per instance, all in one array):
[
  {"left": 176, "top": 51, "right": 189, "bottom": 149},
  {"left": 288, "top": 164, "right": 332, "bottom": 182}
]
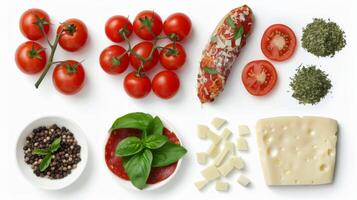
[{"left": 104, "top": 118, "right": 183, "bottom": 191}]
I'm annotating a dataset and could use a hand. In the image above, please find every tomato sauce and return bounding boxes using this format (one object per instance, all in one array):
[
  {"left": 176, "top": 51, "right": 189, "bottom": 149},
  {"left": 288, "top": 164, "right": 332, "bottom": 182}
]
[{"left": 105, "top": 127, "right": 179, "bottom": 184}]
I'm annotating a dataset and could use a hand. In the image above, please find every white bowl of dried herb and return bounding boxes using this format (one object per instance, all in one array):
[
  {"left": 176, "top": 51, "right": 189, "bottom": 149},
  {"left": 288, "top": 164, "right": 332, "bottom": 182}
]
[{"left": 16, "top": 116, "right": 88, "bottom": 190}]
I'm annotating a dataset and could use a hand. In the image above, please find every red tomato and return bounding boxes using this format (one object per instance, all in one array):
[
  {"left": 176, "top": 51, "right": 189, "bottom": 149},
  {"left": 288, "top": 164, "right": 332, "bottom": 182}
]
[
  {"left": 20, "top": 8, "right": 50, "bottom": 40},
  {"left": 242, "top": 60, "right": 278, "bottom": 96},
  {"left": 159, "top": 43, "right": 186, "bottom": 70},
  {"left": 52, "top": 60, "right": 85, "bottom": 95},
  {"left": 105, "top": 15, "right": 133, "bottom": 42},
  {"left": 133, "top": 10, "right": 162, "bottom": 40},
  {"left": 130, "top": 41, "right": 159, "bottom": 72},
  {"left": 123, "top": 72, "right": 151, "bottom": 98},
  {"left": 152, "top": 70, "right": 180, "bottom": 99},
  {"left": 100, "top": 45, "right": 129, "bottom": 75},
  {"left": 261, "top": 24, "right": 296, "bottom": 61},
  {"left": 15, "top": 41, "right": 47, "bottom": 74},
  {"left": 163, "top": 13, "right": 191, "bottom": 41},
  {"left": 57, "top": 18, "right": 88, "bottom": 52}
]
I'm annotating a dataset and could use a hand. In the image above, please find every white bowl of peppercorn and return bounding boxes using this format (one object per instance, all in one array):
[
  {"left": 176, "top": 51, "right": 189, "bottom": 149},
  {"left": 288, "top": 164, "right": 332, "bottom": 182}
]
[{"left": 16, "top": 116, "right": 88, "bottom": 190}]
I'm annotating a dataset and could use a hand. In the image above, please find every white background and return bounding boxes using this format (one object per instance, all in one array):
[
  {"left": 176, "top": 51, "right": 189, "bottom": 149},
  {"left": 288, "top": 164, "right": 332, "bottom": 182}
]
[{"left": 1, "top": 0, "right": 356, "bottom": 199}]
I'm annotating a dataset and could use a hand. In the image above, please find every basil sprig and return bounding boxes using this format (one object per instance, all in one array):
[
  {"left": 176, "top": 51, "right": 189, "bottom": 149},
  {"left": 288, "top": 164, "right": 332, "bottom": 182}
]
[
  {"left": 32, "top": 137, "right": 61, "bottom": 172},
  {"left": 225, "top": 16, "right": 244, "bottom": 40},
  {"left": 111, "top": 112, "right": 187, "bottom": 190}
]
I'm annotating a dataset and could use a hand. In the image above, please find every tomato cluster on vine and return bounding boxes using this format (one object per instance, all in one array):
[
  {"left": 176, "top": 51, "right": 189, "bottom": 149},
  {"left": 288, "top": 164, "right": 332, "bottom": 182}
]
[
  {"left": 15, "top": 8, "right": 88, "bottom": 95},
  {"left": 100, "top": 11, "right": 192, "bottom": 99}
]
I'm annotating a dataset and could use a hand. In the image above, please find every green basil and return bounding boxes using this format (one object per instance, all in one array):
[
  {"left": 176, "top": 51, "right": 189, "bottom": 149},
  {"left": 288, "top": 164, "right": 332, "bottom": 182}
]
[
  {"left": 143, "top": 134, "right": 168, "bottom": 149},
  {"left": 123, "top": 149, "right": 153, "bottom": 190},
  {"left": 49, "top": 137, "right": 61, "bottom": 153},
  {"left": 151, "top": 142, "right": 187, "bottom": 167},
  {"left": 146, "top": 116, "right": 164, "bottom": 136},
  {"left": 226, "top": 16, "right": 236, "bottom": 29},
  {"left": 32, "top": 149, "right": 50, "bottom": 156},
  {"left": 110, "top": 112, "right": 153, "bottom": 132},
  {"left": 234, "top": 26, "right": 244, "bottom": 40},
  {"left": 39, "top": 154, "right": 52, "bottom": 172},
  {"left": 115, "top": 137, "right": 143, "bottom": 157},
  {"left": 203, "top": 66, "right": 218, "bottom": 75}
]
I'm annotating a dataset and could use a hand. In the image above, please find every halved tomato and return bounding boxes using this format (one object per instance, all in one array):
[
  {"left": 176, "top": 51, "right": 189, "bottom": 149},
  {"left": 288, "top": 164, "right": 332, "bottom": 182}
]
[
  {"left": 261, "top": 24, "right": 296, "bottom": 61},
  {"left": 242, "top": 60, "right": 278, "bottom": 96}
]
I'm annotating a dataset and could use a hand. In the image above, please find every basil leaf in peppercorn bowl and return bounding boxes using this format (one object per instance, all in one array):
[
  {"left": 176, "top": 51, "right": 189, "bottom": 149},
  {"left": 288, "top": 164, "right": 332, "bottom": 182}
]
[
  {"left": 49, "top": 137, "right": 61, "bottom": 153},
  {"left": 116, "top": 137, "right": 144, "bottom": 157},
  {"left": 123, "top": 149, "right": 153, "bottom": 190},
  {"left": 151, "top": 142, "right": 187, "bottom": 167},
  {"left": 143, "top": 134, "right": 168, "bottom": 149},
  {"left": 146, "top": 116, "right": 164, "bottom": 136},
  {"left": 32, "top": 149, "right": 50, "bottom": 156},
  {"left": 39, "top": 154, "right": 52, "bottom": 172},
  {"left": 110, "top": 112, "right": 153, "bottom": 132}
]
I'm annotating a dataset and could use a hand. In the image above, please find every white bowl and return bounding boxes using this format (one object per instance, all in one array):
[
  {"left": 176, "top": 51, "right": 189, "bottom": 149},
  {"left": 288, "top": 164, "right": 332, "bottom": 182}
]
[
  {"left": 16, "top": 116, "right": 88, "bottom": 190},
  {"left": 105, "top": 117, "right": 183, "bottom": 191}
]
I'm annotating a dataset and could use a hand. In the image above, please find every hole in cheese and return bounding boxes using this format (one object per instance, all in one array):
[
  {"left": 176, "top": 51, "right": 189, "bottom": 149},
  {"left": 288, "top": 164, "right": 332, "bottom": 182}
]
[{"left": 320, "top": 164, "right": 328, "bottom": 172}]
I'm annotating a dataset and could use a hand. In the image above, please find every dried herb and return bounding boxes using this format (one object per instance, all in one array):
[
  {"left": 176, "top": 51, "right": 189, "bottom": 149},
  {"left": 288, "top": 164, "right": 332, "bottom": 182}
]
[
  {"left": 290, "top": 65, "right": 332, "bottom": 105},
  {"left": 302, "top": 18, "right": 346, "bottom": 57}
]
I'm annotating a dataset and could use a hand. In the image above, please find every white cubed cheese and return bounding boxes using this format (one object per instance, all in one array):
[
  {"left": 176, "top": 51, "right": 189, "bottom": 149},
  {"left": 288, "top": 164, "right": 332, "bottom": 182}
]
[
  {"left": 238, "top": 125, "right": 251, "bottom": 136},
  {"left": 194, "top": 179, "right": 209, "bottom": 191},
  {"left": 207, "top": 130, "right": 221, "bottom": 145},
  {"left": 221, "top": 128, "right": 232, "bottom": 140},
  {"left": 218, "top": 160, "right": 235, "bottom": 176},
  {"left": 230, "top": 157, "right": 245, "bottom": 170},
  {"left": 237, "top": 175, "right": 251, "bottom": 187},
  {"left": 237, "top": 137, "right": 249, "bottom": 151},
  {"left": 214, "top": 147, "right": 230, "bottom": 166},
  {"left": 215, "top": 180, "right": 229, "bottom": 191},
  {"left": 211, "top": 117, "right": 227, "bottom": 130},
  {"left": 207, "top": 143, "right": 220, "bottom": 158},
  {"left": 256, "top": 116, "right": 338, "bottom": 185},
  {"left": 197, "top": 125, "right": 210, "bottom": 139},
  {"left": 196, "top": 152, "right": 208, "bottom": 165},
  {"left": 201, "top": 165, "right": 220, "bottom": 181},
  {"left": 224, "top": 141, "right": 235, "bottom": 155}
]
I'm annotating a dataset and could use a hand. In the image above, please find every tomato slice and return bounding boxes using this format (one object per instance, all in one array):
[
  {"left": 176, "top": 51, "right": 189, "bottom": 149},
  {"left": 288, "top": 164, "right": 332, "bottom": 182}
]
[
  {"left": 242, "top": 60, "right": 278, "bottom": 96},
  {"left": 261, "top": 24, "right": 296, "bottom": 61}
]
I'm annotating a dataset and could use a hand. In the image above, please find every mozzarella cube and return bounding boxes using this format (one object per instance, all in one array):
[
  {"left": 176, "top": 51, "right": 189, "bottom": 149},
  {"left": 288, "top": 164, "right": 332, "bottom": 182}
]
[
  {"left": 237, "top": 137, "right": 249, "bottom": 151},
  {"left": 196, "top": 152, "right": 208, "bottom": 165},
  {"left": 237, "top": 175, "right": 251, "bottom": 187},
  {"left": 201, "top": 165, "right": 220, "bottom": 181},
  {"left": 211, "top": 117, "right": 227, "bottom": 130},
  {"left": 197, "top": 125, "right": 209, "bottom": 139},
  {"left": 214, "top": 147, "right": 230, "bottom": 166},
  {"left": 215, "top": 181, "right": 229, "bottom": 191},
  {"left": 218, "top": 160, "right": 235, "bottom": 176},
  {"left": 238, "top": 125, "right": 250, "bottom": 136},
  {"left": 230, "top": 157, "right": 245, "bottom": 170},
  {"left": 207, "top": 130, "right": 221, "bottom": 145},
  {"left": 221, "top": 128, "right": 232, "bottom": 140},
  {"left": 224, "top": 141, "right": 235, "bottom": 155},
  {"left": 207, "top": 143, "right": 220, "bottom": 158},
  {"left": 194, "top": 179, "right": 209, "bottom": 191}
]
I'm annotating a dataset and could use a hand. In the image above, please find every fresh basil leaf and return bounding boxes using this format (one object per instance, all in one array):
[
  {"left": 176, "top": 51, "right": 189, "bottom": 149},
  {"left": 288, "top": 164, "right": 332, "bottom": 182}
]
[
  {"left": 115, "top": 137, "right": 143, "bottom": 157},
  {"left": 32, "top": 149, "right": 50, "bottom": 156},
  {"left": 226, "top": 16, "right": 236, "bottom": 29},
  {"left": 203, "top": 66, "right": 218, "bottom": 75},
  {"left": 234, "top": 26, "right": 244, "bottom": 40},
  {"left": 151, "top": 142, "right": 187, "bottom": 167},
  {"left": 39, "top": 154, "right": 52, "bottom": 172},
  {"left": 123, "top": 149, "right": 153, "bottom": 190},
  {"left": 49, "top": 137, "right": 61, "bottom": 153},
  {"left": 110, "top": 112, "right": 153, "bottom": 132},
  {"left": 143, "top": 134, "right": 168, "bottom": 149},
  {"left": 146, "top": 116, "right": 164, "bottom": 136}
]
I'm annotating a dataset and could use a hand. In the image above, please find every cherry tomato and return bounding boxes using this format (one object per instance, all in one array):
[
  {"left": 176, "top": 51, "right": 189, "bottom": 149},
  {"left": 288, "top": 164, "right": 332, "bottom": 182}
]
[
  {"left": 105, "top": 15, "right": 133, "bottom": 42},
  {"left": 133, "top": 10, "right": 162, "bottom": 40},
  {"left": 130, "top": 41, "right": 159, "bottom": 72},
  {"left": 20, "top": 8, "right": 50, "bottom": 40},
  {"left": 100, "top": 45, "right": 129, "bottom": 75},
  {"left": 261, "top": 24, "right": 296, "bottom": 61},
  {"left": 163, "top": 13, "right": 191, "bottom": 41},
  {"left": 52, "top": 60, "right": 85, "bottom": 95},
  {"left": 123, "top": 72, "right": 151, "bottom": 98},
  {"left": 159, "top": 43, "right": 186, "bottom": 70},
  {"left": 242, "top": 60, "right": 278, "bottom": 96},
  {"left": 57, "top": 18, "right": 88, "bottom": 52},
  {"left": 15, "top": 41, "right": 47, "bottom": 74},
  {"left": 152, "top": 70, "right": 180, "bottom": 99}
]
